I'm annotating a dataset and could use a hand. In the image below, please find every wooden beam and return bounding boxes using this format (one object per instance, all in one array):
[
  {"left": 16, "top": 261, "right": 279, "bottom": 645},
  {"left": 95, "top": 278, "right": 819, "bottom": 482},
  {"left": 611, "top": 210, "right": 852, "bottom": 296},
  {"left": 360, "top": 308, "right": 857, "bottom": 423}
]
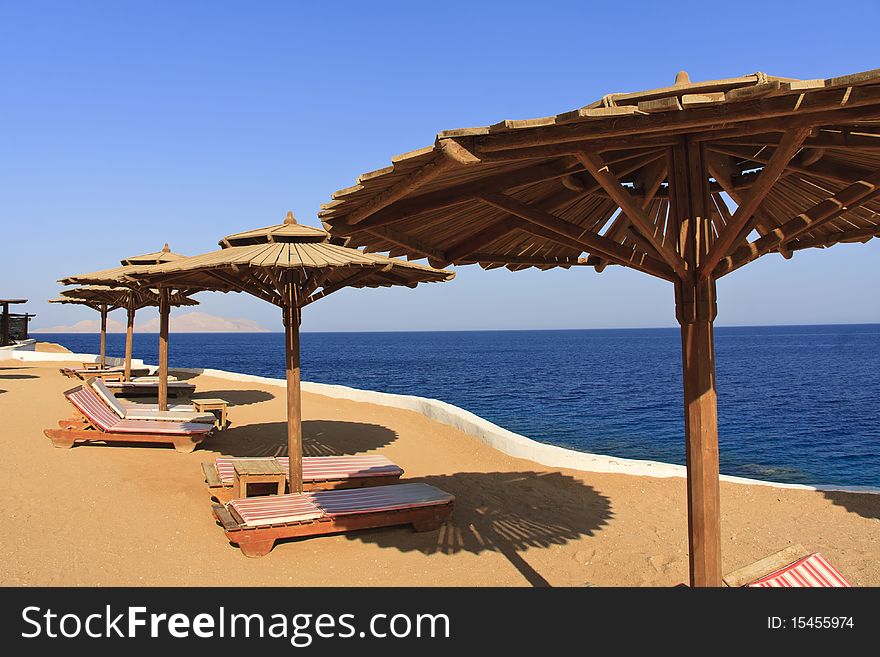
[
  {"left": 284, "top": 276, "right": 304, "bottom": 493},
  {"left": 714, "top": 170, "right": 880, "bottom": 276},
  {"left": 364, "top": 226, "right": 449, "bottom": 262},
  {"left": 474, "top": 84, "right": 880, "bottom": 153},
  {"left": 787, "top": 225, "right": 880, "bottom": 250},
  {"left": 462, "top": 253, "right": 591, "bottom": 266},
  {"left": 701, "top": 127, "right": 810, "bottom": 278},
  {"left": 594, "top": 158, "right": 668, "bottom": 272},
  {"left": 442, "top": 217, "right": 522, "bottom": 264},
  {"left": 478, "top": 192, "right": 675, "bottom": 280},
  {"left": 576, "top": 151, "right": 687, "bottom": 277},
  {"left": 327, "top": 150, "right": 662, "bottom": 235},
  {"left": 157, "top": 287, "right": 169, "bottom": 412},
  {"left": 707, "top": 143, "right": 874, "bottom": 186},
  {"left": 670, "top": 138, "right": 722, "bottom": 587},
  {"left": 301, "top": 267, "right": 387, "bottom": 307},
  {"left": 343, "top": 139, "right": 478, "bottom": 226}
]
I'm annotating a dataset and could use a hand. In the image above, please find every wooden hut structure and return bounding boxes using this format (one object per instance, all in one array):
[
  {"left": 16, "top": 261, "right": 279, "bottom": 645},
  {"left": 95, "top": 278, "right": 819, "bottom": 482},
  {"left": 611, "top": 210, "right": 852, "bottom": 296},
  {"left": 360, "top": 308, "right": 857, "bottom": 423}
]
[
  {"left": 50, "top": 285, "right": 197, "bottom": 368},
  {"left": 319, "top": 68, "right": 880, "bottom": 586},
  {"left": 60, "top": 245, "right": 197, "bottom": 408},
  {"left": 127, "top": 212, "right": 453, "bottom": 490},
  {"left": 0, "top": 299, "right": 33, "bottom": 347}
]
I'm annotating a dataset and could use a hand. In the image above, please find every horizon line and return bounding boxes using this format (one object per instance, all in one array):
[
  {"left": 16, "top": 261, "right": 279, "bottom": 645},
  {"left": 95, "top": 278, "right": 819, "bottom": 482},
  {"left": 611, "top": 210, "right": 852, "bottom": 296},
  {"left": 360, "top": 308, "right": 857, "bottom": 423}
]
[{"left": 30, "top": 321, "right": 880, "bottom": 335}]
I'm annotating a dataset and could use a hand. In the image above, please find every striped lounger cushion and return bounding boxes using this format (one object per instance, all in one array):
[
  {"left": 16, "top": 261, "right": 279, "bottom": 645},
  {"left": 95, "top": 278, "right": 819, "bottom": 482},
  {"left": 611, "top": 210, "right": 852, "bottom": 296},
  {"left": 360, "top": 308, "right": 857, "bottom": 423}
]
[
  {"left": 67, "top": 387, "right": 211, "bottom": 436},
  {"left": 229, "top": 483, "right": 453, "bottom": 527},
  {"left": 748, "top": 553, "right": 851, "bottom": 587},
  {"left": 213, "top": 456, "right": 403, "bottom": 486}
]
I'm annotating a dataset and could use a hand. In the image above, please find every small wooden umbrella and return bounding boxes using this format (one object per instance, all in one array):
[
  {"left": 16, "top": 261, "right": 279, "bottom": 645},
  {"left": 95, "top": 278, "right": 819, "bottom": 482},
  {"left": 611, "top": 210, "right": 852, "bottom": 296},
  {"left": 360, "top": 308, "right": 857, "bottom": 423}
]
[
  {"left": 50, "top": 285, "right": 198, "bottom": 368},
  {"left": 127, "top": 212, "right": 453, "bottom": 491},
  {"left": 60, "top": 245, "right": 197, "bottom": 408}
]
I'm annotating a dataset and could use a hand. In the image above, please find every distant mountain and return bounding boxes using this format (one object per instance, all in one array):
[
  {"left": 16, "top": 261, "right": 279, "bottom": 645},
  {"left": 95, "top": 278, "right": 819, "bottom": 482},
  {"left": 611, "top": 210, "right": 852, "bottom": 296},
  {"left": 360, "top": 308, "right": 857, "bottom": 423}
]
[{"left": 33, "top": 311, "right": 269, "bottom": 333}]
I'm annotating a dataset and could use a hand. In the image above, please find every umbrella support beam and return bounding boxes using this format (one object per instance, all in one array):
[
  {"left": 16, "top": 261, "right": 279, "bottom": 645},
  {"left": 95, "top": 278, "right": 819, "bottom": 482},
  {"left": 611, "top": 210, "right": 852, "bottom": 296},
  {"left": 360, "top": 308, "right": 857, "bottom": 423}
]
[
  {"left": 676, "top": 276, "right": 721, "bottom": 587},
  {"left": 158, "top": 287, "right": 169, "bottom": 412},
  {"left": 124, "top": 296, "right": 135, "bottom": 382},
  {"left": 284, "top": 299, "right": 304, "bottom": 493},
  {"left": 99, "top": 304, "right": 108, "bottom": 368}
]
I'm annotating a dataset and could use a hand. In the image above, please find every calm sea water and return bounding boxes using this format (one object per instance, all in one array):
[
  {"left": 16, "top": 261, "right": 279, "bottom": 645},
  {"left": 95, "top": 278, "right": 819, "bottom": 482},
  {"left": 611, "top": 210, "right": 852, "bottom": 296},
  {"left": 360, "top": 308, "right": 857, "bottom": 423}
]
[{"left": 34, "top": 325, "right": 880, "bottom": 487}]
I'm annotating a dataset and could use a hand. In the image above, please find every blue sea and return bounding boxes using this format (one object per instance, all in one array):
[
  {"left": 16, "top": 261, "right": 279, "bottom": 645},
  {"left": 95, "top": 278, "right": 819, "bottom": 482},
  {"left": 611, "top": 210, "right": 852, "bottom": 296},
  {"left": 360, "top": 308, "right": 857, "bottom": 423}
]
[{"left": 33, "top": 325, "right": 880, "bottom": 488}]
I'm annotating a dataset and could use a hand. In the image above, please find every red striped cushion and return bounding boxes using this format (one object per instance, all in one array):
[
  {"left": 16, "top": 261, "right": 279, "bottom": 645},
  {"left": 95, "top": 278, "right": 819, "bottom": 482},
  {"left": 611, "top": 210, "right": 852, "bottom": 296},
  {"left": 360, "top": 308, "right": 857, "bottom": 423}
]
[
  {"left": 213, "top": 455, "right": 403, "bottom": 486},
  {"left": 749, "top": 553, "right": 851, "bottom": 587},
  {"left": 228, "top": 483, "right": 453, "bottom": 527},
  {"left": 67, "top": 388, "right": 121, "bottom": 431},
  {"left": 229, "top": 494, "right": 323, "bottom": 526},
  {"left": 308, "top": 483, "right": 454, "bottom": 517}
]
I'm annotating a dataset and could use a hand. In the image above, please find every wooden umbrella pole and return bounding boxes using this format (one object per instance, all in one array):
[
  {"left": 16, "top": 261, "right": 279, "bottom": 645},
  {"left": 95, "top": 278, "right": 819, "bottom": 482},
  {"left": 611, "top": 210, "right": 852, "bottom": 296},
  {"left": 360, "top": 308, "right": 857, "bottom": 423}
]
[
  {"left": 124, "top": 293, "right": 135, "bottom": 382},
  {"left": 99, "top": 304, "right": 108, "bottom": 368},
  {"left": 158, "top": 287, "right": 169, "bottom": 411},
  {"left": 672, "top": 138, "right": 722, "bottom": 587},
  {"left": 676, "top": 277, "right": 721, "bottom": 587},
  {"left": 284, "top": 280, "right": 304, "bottom": 493}
]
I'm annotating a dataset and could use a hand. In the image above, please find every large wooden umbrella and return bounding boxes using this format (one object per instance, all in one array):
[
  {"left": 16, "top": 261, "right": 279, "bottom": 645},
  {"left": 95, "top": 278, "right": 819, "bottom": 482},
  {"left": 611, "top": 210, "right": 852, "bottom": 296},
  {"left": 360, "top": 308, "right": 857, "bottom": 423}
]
[
  {"left": 50, "top": 285, "right": 198, "bottom": 368},
  {"left": 60, "top": 245, "right": 197, "bottom": 408},
  {"left": 127, "top": 212, "right": 453, "bottom": 491},
  {"left": 319, "top": 68, "right": 880, "bottom": 586}
]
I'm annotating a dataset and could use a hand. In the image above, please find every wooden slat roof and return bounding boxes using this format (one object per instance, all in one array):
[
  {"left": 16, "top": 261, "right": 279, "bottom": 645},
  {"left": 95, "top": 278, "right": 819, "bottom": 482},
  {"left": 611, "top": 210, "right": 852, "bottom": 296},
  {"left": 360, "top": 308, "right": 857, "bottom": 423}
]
[
  {"left": 126, "top": 214, "right": 454, "bottom": 307},
  {"left": 60, "top": 244, "right": 191, "bottom": 286},
  {"left": 51, "top": 285, "right": 198, "bottom": 311},
  {"left": 320, "top": 69, "right": 880, "bottom": 277}
]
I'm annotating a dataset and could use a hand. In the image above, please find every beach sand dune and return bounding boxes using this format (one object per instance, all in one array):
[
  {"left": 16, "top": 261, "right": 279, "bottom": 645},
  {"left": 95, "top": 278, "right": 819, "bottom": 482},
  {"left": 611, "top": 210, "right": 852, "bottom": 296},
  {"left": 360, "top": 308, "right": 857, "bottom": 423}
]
[{"left": 1, "top": 361, "right": 878, "bottom": 587}]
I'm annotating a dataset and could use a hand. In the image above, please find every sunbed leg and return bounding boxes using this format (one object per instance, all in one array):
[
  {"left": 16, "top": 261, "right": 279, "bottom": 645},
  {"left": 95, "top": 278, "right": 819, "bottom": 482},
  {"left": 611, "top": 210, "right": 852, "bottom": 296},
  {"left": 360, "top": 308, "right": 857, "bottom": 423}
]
[
  {"left": 43, "top": 430, "right": 75, "bottom": 449},
  {"left": 173, "top": 440, "right": 198, "bottom": 453},
  {"left": 238, "top": 539, "right": 275, "bottom": 558}
]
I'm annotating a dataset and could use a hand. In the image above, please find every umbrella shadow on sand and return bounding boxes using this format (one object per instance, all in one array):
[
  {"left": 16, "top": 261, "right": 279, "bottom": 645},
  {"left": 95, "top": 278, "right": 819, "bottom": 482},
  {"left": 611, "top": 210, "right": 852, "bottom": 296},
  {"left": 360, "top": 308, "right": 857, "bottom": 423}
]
[
  {"left": 202, "top": 420, "right": 398, "bottom": 458},
  {"left": 344, "top": 471, "right": 612, "bottom": 587},
  {"left": 0, "top": 373, "right": 39, "bottom": 380},
  {"left": 822, "top": 490, "right": 880, "bottom": 520},
  {"left": 194, "top": 389, "right": 275, "bottom": 406}
]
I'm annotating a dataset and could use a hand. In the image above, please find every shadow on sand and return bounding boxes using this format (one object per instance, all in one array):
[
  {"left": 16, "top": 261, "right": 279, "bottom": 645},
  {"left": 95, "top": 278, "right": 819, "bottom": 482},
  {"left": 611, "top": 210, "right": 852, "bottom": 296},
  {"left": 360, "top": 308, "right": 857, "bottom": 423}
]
[
  {"left": 0, "top": 373, "right": 39, "bottom": 380},
  {"left": 202, "top": 420, "right": 399, "bottom": 458},
  {"left": 822, "top": 490, "right": 880, "bottom": 520},
  {"left": 342, "top": 470, "right": 612, "bottom": 587},
  {"left": 193, "top": 389, "right": 275, "bottom": 406}
]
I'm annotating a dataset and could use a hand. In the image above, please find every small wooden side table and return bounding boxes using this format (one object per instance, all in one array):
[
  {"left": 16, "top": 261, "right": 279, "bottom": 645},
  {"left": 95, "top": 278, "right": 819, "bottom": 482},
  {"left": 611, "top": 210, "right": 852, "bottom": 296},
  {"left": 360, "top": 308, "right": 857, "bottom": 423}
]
[
  {"left": 98, "top": 371, "right": 124, "bottom": 382},
  {"left": 232, "top": 459, "right": 286, "bottom": 499},
  {"left": 191, "top": 398, "right": 229, "bottom": 429},
  {"left": 82, "top": 362, "right": 103, "bottom": 370}
]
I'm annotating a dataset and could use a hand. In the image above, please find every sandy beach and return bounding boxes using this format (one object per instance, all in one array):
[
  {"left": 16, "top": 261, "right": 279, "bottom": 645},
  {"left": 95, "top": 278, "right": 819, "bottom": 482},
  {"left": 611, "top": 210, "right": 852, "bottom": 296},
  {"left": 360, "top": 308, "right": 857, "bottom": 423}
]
[{"left": 1, "top": 358, "right": 878, "bottom": 587}]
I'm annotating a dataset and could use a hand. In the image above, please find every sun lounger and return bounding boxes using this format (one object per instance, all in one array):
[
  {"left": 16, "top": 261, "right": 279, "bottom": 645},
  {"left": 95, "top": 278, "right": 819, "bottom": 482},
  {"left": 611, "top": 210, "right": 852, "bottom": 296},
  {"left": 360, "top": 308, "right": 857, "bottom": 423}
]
[
  {"left": 103, "top": 378, "right": 195, "bottom": 397},
  {"left": 212, "top": 482, "right": 454, "bottom": 557},
  {"left": 723, "top": 544, "right": 851, "bottom": 587},
  {"left": 87, "top": 378, "right": 215, "bottom": 424},
  {"left": 60, "top": 364, "right": 150, "bottom": 379},
  {"left": 203, "top": 455, "right": 404, "bottom": 500},
  {"left": 44, "top": 384, "right": 214, "bottom": 452}
]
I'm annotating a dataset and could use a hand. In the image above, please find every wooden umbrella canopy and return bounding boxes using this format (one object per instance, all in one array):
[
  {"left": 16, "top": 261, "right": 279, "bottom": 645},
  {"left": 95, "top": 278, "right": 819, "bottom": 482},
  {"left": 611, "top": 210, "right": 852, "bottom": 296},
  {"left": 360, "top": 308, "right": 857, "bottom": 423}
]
[
  {"left": 50, "top": 285, "right": 198, "bottom": 368},
  {"left": 126, "top": 212, "right": 454, "bottom": 491},
  {"left": 319, "top": 68, "right": 880, "bottom": 586},
  {"left": 60, "top": 245, "right": 197, "bottom": 405}
]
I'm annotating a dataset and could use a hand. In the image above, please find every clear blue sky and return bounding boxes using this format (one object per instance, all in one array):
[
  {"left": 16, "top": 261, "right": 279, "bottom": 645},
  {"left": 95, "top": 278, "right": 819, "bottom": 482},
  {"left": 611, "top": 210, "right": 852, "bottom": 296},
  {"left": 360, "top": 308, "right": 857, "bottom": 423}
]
[{"left": 2, "top": 1, "right": 878, "bottom": 331}]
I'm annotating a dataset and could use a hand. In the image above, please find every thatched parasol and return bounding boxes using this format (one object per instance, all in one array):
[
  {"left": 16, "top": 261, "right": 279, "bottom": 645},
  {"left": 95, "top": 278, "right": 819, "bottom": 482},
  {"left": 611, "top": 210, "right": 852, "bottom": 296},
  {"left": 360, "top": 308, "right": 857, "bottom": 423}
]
[
  {"left": 60, "top": 245, "right": 197, "bottom": 407},
  {"left": 127, "top": 212, "right": 454, "bottom": 490},
  {"left": 50, "top": 285, "right": 198, "bottom": 368},
  {"left": 319, "top": 68, "right": 880, "bottom": 586}
]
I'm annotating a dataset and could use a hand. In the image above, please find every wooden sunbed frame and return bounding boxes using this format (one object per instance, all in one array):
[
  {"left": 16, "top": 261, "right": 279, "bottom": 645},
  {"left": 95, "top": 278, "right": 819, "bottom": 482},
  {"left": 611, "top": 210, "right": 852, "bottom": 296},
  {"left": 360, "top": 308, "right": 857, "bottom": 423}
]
[
  {"left": 44, "top": 385, "right": 213, "bottom": 453},
  {"left": 723, "top": 544, "right": 811, "bottom": 587},
  {"left": 60, "top": 366, "right": 150, "bottom": 379},
  {"left": 212, "top": 496, "right": 453, "bottom": 557},
  {"left": 202, "top": 459, "right": 404, "bottom": 502}
]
